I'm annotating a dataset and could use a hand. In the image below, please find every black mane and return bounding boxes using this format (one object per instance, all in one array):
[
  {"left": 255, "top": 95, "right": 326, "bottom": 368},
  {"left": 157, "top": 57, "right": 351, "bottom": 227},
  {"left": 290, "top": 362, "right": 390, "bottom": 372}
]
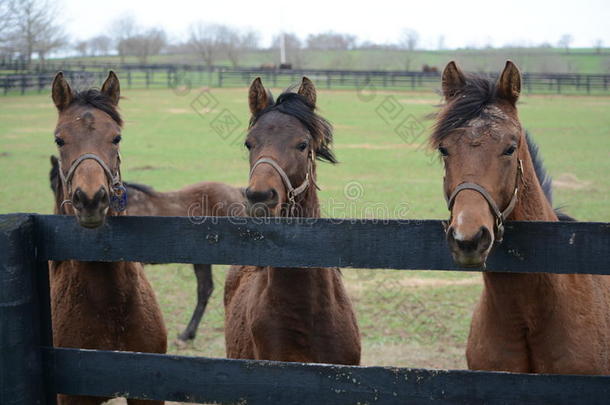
[
  {"left": 249, "top": 91, "right": 336, "bottom": 163},
  {"left": 70, "top": 89, "right": 122, "bottom": 126},
  {"left": 430, "top": 74, "right": 497, "bottom": 146},
  {"left": 525, "top": 131, "right": 553, "bottom": 204}
]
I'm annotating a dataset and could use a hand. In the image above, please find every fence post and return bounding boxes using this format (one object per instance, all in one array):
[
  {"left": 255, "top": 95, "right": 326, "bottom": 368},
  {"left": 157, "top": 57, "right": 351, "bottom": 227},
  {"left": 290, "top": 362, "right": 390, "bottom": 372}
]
[{"left": 0, "top": 214, "right": 49, "bottom": 404}]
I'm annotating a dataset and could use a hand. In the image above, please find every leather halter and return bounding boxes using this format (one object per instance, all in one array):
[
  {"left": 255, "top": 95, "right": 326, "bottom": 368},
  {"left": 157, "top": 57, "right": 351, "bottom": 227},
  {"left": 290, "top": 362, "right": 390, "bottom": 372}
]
[
  {"left": 249, "top": 151, "right": 316, "bottom": 213},
  {"left": 58, "top": 153, "right": 127, "bottom": 212},
  {"left": 445, "top": 159, "right": 523, "bottom": 243}
]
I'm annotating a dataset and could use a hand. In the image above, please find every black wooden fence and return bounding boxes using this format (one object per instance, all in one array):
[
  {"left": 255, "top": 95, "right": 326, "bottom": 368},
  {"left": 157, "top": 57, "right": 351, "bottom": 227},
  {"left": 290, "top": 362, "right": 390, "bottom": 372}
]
[
  {"left": 2, "top": 64, "right": 609, "bottom": 95},
  {"left": 1, "top": 213, "right": 609, "bottom": 404}
]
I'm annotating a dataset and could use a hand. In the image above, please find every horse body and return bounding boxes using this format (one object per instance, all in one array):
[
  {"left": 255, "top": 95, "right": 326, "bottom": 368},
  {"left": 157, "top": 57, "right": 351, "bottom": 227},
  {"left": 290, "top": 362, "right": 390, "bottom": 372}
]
[
  {"left": 434, "top": 61, "right": 610, "bottom": 374},
  {"left": 224, "top": 77, "right": 360, "bottom": 365},
  {"left": 467, "top": 151, "right": 610, "bottom": 374},
  {"left": 51, "top": 260, "right": 165, "bottom": 353},
  {"left": 125, "top": 181, "right": 244, "bottom": 218},
  {"left": 50, "top": 72, "right": 166, "bottom": 404},
  {"left": 225, "top": 265, "right": 360, "bottom": 363},
  {"left": 225, "top": 188, "right": 360, "bottom": 364}
]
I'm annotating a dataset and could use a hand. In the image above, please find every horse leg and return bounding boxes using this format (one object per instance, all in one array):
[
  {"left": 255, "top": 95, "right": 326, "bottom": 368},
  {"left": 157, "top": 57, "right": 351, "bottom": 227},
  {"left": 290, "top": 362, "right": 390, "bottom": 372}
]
[
  {"left": 57, "top": 394, "right": 108, "bottom": 404},
  {"left": 177, "top": 263, "right": 214, "bottom": 342}
]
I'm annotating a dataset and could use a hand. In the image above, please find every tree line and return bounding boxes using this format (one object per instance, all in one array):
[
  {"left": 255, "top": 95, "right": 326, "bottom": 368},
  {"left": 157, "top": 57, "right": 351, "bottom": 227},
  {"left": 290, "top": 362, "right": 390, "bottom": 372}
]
[{"left": 0, "top": 0, "right": 605, "bottom": 70}]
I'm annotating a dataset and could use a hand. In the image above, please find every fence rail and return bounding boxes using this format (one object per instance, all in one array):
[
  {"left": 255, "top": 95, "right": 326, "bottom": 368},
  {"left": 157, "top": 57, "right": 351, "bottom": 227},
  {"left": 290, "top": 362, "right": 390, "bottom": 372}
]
[
  {"left": 1, "top": 63, "right": 609, "bottom": 95},
  {"left": 1, "top": 213, "right": 610, "bottom": 404},
  {"left": 37, "top": 215, "right": 610, "bottom": 274}
]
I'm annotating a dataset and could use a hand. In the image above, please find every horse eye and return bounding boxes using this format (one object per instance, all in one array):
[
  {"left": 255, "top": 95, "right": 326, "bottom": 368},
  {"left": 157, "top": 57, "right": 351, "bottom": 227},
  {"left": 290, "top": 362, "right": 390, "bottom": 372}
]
[
  {"left": 503, "top": 145, "right": 516, "bottom": 156},
  {"left": 438, "top": 146, "right": 449, "bottom": 156},
  {"left": 244, "top": 141, "right": 252, "bottom": 150},
  {"left": 112, "top": 135, "right": 122, "bottom": 145},
  {"left": 55, "top": 137, "right": 65, "bottom": 147},
  {"left": 297, "top": 142, "right": 308, "bottom": 151}
]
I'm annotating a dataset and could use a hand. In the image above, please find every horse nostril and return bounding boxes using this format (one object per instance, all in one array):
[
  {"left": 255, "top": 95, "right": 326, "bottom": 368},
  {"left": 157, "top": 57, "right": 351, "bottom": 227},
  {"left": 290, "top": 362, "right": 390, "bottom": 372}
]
[
  {"left": 72, "top": 188, "right": 84, "bottom": 207},
  {"left": 93, "top": 187, "right": 108, "bottom": 206},
  {"left": 245, "top": 187, "right": 276, "bottom": 204}
]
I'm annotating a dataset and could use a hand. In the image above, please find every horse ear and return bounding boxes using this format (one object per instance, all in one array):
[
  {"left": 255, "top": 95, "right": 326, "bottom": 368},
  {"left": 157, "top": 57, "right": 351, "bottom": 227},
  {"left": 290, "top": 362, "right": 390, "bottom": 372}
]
[
  {"left": 101, "top": 71, "right": 121, "bottom": 106},
  {"left": 249, "top": 77, "right": 271, "bottom": 116},
  {"left": 52, "top": 72, "right": 73, "bottom": 111},
  {"left": 297, "top": 76, "right": 316, "bottom": 108},
  {"left": 441, "top": 61, "right": 466, "bottom": 100},
  {"left": 497, "top": 60, "right": 521, "bottom": 105}
]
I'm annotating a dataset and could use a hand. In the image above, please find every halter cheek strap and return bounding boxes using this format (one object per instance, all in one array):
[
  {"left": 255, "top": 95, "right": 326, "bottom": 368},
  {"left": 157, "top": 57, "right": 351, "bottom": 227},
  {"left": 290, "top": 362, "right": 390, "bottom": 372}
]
[
  {"left": 445, "top": 159, "right": 523, "bottom": 243},
  {"left": 58, "top": 153, "right": 127, "bottom": 212}
]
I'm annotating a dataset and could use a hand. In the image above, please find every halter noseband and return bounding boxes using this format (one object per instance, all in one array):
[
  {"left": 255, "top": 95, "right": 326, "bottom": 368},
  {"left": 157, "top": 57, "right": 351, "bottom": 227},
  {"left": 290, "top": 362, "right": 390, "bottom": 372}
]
[
  {"left": 249, "top": 151, "right": 316, "bottom": 214},
  {"left": 58, "top": 153, "right": 127, "bottom": 212},
  {"left": 445, "top": 159, "right": 523, "bottom": 243}
]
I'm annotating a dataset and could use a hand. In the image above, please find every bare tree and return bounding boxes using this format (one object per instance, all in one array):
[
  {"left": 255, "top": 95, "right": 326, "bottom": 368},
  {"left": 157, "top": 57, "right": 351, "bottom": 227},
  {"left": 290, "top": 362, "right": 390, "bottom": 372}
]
[
  {"left": 558, "top": 34, "right": 573, "bottom": 53},
  {"left": 188, "top": 22, "right": 226, "bottom": 67},
  {"left": 74, "top": 40, "right": 89, "bottom": 57},
  {"left": 398, "top": 28, "right": 419, "bottom": 70},
  {"left": 89, "top": 35, "right": 112, "bottom": 56},
  {"left": 0, "top": 0, "right": 16, "bottom": 58},
  {"left": 306, "top": 32, "right": 356, "bottom": 50},
  {"left": 399, "top": 28, "right": 419, "bottom": 51},
  {"left": 11, "top": 0, "right": 66, "bottom": 67},
  {"left": 121, "top": 28, "right": 166, "bottom": 64},
  {"left": 110, "top": 14, "right": 138, "bottom": 63},
  {"left": 223, "top": 27, "right": 260, "bottom": 67},
  {"left": 0, "top": 1, "right": 15, "bottom": 44}
]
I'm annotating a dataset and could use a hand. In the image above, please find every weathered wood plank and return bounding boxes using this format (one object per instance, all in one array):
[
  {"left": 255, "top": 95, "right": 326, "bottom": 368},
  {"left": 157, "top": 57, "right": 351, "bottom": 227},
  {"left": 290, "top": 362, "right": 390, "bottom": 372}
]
[
  {"left": 43, "top": 347, "right": 610, "bottom": 405},
  {"left": 0, "top": 214, "right": 48, "bottom": 404},
  {"left": 33, "top": 214, "right": 610, "bottom": 274}
]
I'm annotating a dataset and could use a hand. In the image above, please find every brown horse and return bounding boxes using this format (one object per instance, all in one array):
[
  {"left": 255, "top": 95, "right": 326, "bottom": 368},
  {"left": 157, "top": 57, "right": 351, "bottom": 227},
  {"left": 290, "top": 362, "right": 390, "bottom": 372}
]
[
  {"left": 50, "top": 155, "right": 245, "bottom": 343},
  {"left": 224, "top": 77, "right": 361, "bottom": 364},
  {"left": 50, "top": 71, "right": 167, "bottom": 404},
  {"left": 432, "top": 60, "right": 610, "bottom": 374}
]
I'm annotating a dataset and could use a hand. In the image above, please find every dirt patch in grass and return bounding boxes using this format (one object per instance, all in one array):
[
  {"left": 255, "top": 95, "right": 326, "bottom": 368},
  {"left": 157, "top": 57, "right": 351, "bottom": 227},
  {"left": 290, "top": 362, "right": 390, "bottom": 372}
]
[
  {"left": 554, "top": 173, "right": 592, "bottom": 190},
  {"left": 167, "top": 108, "right": 191, "bottom": 114},
  {"left": 398, "top": 98, "right": 436, "bottom": 105}
]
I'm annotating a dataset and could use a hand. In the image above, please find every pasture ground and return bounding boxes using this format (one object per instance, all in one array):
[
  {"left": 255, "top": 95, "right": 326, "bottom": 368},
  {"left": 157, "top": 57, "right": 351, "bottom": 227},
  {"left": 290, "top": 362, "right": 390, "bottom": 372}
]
[{"left": 1, "top": 86, "right": 609, "bottom": 403}]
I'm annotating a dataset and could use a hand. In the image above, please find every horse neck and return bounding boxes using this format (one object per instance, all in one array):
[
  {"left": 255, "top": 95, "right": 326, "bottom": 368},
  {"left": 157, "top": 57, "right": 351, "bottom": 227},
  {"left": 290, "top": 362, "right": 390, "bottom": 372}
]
[
  {"left": 268, "top": 163, "right": 331, "bottom": 289},
  {"left": 509, "top": 139, "right": 558, "bottom": 222},
  {"left": 57, "top": 260, "right": 142, "bottom": 303},
  {"left": 285, "top": 164, "right": 321, "bottom": 218},
  {"left": 483, "top": 134, "right": 560, "bottom": 311}
]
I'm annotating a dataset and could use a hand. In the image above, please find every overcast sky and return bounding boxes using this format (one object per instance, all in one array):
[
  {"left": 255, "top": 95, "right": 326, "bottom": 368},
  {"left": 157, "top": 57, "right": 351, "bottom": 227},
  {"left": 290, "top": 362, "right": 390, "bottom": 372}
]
[{"left": 62, "top": 0, "right": 609, "bottom": 48}]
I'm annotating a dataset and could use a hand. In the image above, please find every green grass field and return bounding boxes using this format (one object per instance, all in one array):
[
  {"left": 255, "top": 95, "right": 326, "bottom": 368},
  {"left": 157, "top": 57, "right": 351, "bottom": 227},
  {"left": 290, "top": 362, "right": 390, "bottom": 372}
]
[
  {"left": 57, "top": 47, "right": 610, "bottom": 73},
  {"left": 1, "top": 85, "right": 609, "bottom": 387}
]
